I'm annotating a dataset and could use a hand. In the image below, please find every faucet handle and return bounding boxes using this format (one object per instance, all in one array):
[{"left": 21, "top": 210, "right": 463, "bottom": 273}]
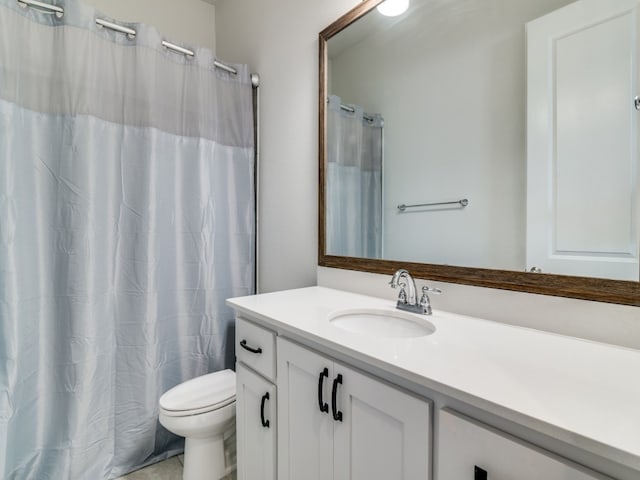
[
  {"left": 422, "top": 285, "right": 442, "bottom": 295},
  {"left": 419, "top": 285, "right": 441, "bottom": 315}
]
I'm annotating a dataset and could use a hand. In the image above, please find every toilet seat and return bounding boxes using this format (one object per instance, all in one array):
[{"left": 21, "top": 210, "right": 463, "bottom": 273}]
[{"left": 159, "top": 369, "right": 236, "bottom": 417}]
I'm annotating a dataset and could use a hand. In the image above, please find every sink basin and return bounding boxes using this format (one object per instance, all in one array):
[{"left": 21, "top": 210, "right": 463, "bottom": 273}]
[{"left": 329, "top": 308, "right": 436, "bottom": 338}]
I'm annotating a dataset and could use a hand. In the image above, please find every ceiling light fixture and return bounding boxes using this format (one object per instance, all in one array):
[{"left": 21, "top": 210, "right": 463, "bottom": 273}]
[{"left": 376, "top": 0, "right": 410, "bottom": 17}]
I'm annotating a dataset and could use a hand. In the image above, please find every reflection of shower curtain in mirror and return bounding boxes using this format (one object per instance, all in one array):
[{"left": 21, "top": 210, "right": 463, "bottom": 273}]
[
  {"left": 326, "top": 95, "right": 383, "bottom": 258},
  {"left": 0, "top": 0, "right": 255, "bottom": 478}
]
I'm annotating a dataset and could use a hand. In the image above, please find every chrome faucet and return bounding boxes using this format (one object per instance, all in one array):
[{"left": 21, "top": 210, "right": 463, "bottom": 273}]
[
  {"left": 389, "top": 269, "right": 417, "bottom": 307},
  {"left": 389, "top": 269, "right": 441, "bottom": 315}
]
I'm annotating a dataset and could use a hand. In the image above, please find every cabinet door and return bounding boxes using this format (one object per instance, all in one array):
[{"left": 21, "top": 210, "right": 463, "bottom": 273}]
[
  {"left": 333, "top": 363, "right": 432, "bottom": 480},
  {"left": 438, "top": 409, "right": 610, "bottom": 480},
  {"left": 236, "top": 364, "right": 276, "bottom": 480},
  {"left": 277, "top": 338, "right": 334, "bottom": 480}
]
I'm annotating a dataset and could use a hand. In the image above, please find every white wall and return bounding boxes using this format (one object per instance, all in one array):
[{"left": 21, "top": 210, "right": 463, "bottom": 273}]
[
  {"left": 214, "top": 0, "right": 640, "bottom": 348},
  {"left": 215, "top": 0, "right": 361, "bottom": 293},
  {"left": 82, "top": 0, "right": 217, "bottom": 52}
]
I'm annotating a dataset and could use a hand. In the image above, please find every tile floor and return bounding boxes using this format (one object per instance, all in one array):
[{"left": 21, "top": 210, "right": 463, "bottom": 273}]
[
  {"left": 115, "top": 456, "right": 184, "bottom": 480},
  {"left": 116, "top": 426, "right": 236, "bottom": 479},
  {"left": 115, "top": 454, "right": 237, "bottom": 480}
]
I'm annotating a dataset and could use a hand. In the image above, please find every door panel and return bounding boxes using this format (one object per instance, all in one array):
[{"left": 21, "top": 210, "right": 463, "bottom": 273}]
[
  {"left": 277, "top": 338, "right": 334, "bottom": 480},
  {"left": 236, "top": 364, "right": 276, "bottom": 480},
  {"left": 527, "top": 0, "right": 640, "bottom": 280},
  {"left": 333, "top": 363, "right": 431, "bottom": 480}
]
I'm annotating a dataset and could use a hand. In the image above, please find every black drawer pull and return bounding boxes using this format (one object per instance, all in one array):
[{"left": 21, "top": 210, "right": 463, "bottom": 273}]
[
  {"left": 240, "top": 339, "right": 262, "bottom": 354},
  {"left": 474, "top": 466, "right": 487, "bottom": 480},
  {"left": 260, "top": 392, "right": 270, "bottom": 428},
  {"left": 318, "top": 368, "right": 329, "bottom": 414},
  {"left": 331, "top": 374, "right": 343, "bottom": 422}
]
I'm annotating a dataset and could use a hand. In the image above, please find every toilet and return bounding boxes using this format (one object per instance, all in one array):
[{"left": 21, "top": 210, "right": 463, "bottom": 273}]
[{"left": 159, "top": 369, "right": 236, "bottom": 480}]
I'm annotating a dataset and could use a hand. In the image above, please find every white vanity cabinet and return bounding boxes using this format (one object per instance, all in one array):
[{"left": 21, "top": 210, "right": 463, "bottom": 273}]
[
  {"left": 235, "top": 318, "right": 277, "bottom": 480},
  {"left": 277, "top": 337, "right": 432, "bottom": 480},
  {"left": 437, "top": 409, "right": 610, "bottom": 480},
  {"left": 229, "top": 287, "right": 640, "bottom": 480}
]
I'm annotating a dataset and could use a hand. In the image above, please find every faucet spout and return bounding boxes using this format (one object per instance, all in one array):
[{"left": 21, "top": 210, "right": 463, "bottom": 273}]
[
  {"left": 389, "top": 269, "right": 417, "bottom": 308},
  {"left": 389, "top": 269, "right": 441, "bottom": 315}
]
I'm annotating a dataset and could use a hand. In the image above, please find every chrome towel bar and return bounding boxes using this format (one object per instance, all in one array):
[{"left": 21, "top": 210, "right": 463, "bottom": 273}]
[{"left": 397, "top": 198, "right": 469, "bottom": 212}]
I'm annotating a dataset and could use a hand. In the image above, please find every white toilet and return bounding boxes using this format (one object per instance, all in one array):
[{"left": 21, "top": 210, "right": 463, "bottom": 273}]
[{"left": 159, "top": 369, "right": 236, "bottom": 480}]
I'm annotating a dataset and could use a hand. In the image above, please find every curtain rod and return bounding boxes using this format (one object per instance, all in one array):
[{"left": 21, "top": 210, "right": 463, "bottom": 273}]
[
  {"left": 162, "top": 40, "right": 194, "bottom": 58},
  {"left": 17, "top": 0, "right": 63, "bottom": 17},
  {"left": 18, "top": 0, "right": 239, "bottom": 75},
  {"left": 214, "top": 60, "right": 237, "bottom": 75},
  {"left": 96, "top": 18, "right": 238, "bottom": 75},
  {"left": 97, "top": 18, "right": 238, "bottom": 74},
  {"left": 338, "top": 103, "right": 374, "bottom": 123}
]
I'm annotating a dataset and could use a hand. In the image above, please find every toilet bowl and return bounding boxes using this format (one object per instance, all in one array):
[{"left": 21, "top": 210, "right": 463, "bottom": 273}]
[{"left": 159, "top": 369, "right": 236, "bottom": 480}]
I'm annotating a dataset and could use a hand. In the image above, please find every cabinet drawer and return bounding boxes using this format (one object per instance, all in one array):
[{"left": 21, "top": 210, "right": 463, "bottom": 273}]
[
  {"left": 437, "top": 409, "right": 610, "bottom": 480},
  {"left": 236, "top": 317, "right": 276, "bottom": 381}
]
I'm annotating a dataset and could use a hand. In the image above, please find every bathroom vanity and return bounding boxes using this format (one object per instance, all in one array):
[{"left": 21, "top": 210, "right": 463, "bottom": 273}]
[{"left": 228, "top": 287, "right": 640, "bottom": 480}]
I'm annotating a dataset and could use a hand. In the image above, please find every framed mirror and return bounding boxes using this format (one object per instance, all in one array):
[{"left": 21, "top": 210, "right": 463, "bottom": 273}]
[{"left": 319, "top": 0, "right": 640, "bottom": 306}]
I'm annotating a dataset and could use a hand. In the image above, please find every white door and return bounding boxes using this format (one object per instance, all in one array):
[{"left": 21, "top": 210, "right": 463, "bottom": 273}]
[
  {"left": 333, "top": 363, "right": 432, "bottom": 480},
  {"left": 277, "top": 338, "right": 335, "bottom": 480},
  {"left": 527, "top": 0, "right": 640, "bottom": 280},
  {"left": 236, "top": 364, "right": 276, "bottom": 480}
]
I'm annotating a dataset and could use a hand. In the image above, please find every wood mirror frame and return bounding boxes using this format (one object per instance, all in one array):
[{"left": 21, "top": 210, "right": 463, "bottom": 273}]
[{"left": 318, "top": 0, "right": 640, "bottom": 307}]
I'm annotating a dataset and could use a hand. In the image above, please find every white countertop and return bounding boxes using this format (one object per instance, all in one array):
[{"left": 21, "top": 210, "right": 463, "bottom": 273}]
[{"left": 227, "top": 286, "right": 640, "bottom": 472}]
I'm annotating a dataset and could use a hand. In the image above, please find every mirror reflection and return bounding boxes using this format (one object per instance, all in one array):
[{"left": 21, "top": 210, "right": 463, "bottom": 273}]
[{"left": 325, "top": 0, "right": 640, "bottom": 281}]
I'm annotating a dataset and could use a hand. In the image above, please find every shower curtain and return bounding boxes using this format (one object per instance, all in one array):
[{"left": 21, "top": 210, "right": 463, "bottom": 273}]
[
  {"left": 326, "top": 95, "right": 383, "bottom": 258},
  {"left": 0, "top": 1, "right": 255, "bottom": 478}
]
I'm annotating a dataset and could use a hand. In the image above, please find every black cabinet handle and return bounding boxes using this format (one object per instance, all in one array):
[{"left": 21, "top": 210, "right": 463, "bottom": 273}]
[
  {"left": 240, "top": 339, "right": 262, "bottom": 354},
  {"left": 318, "top": 368, "right": 329, "bottom": 414},
  {"left": 474, "top": 466, "right": 487, "bottom": 480},
  {"left": 260, "top": 392, "right": 270, "bottom": 428},
  {"left": 331, "top": 374, "right": 343, "bottom": 422}
]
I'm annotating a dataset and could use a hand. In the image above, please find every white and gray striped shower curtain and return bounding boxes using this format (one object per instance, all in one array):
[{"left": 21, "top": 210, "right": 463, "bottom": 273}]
[
  {"left": 0, "top": 0, "right": 254, "bottom": 477},
  {"left": 326, "top": 94, "right": 383, "bottom": 259}
]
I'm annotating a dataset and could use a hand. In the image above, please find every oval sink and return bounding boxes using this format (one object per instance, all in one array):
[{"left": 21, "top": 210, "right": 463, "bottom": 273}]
[{"left": 329, "top": 308, "right": 436, "bottom": 338}]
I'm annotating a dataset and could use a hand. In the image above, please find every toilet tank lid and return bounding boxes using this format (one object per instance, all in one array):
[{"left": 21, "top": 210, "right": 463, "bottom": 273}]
[{"left": 159, "top": 369, "right": 236, "bottom": 412}]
